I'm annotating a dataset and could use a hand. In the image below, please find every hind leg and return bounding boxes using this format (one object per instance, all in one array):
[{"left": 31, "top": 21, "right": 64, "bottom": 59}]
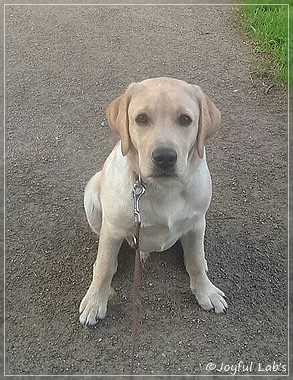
[
  {"left": 140, "top": 251, "right": 150, "bottom": 268},
  {"left": 84, "top": 171, "right": 102, "bottom": 235}
]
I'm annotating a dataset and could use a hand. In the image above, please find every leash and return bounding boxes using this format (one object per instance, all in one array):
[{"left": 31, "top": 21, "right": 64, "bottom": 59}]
[{"left": 130, "top": 175, "right": 145, "bottom": 375}]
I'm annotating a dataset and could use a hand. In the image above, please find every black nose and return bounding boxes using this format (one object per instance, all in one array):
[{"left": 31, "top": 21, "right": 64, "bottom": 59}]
[{"left": 151, "top": 147, "right": 177, "bottom": 170}]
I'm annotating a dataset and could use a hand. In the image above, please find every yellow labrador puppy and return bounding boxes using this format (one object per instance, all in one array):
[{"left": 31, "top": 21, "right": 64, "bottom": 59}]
[{"left": 80, "top": 77, "right": 227, "bottom": 326}]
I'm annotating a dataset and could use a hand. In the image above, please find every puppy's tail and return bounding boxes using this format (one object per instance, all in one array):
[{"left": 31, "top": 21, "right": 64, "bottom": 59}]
[{"left": 84, "top": 171, "right": 102, "bottom": 235}]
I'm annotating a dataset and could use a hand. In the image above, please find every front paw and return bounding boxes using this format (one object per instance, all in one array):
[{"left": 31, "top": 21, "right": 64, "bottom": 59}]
[
  {"left": 192, "top": 279, "right": 227, "bottom": 314},
  {"left": 79, "top": 286, "right": 109, "bottom": 326}
]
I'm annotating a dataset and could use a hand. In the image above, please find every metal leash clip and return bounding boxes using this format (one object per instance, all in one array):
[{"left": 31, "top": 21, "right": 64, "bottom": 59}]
[
  {"left": 132, "top": 175, "right": 146, "bottom": 224},
  {"left": 130, "top": 175, "right": 146, "bottom": 374}
]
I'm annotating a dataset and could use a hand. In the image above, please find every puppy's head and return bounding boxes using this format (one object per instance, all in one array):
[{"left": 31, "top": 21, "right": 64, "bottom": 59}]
[{"left": 106, "top": 77, "right": 220, "bottom": 180}]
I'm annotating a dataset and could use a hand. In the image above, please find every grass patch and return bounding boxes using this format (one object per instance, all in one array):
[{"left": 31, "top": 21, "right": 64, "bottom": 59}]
[{"left": 240, "top": 0, "right": 290, "bottom": 86}]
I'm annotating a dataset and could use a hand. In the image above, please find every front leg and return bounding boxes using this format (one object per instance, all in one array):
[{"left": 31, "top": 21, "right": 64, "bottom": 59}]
[
  {"left": 180, "top": 218, "right": 227, "bottom": 313},
  {"left": 79, "top": 226, "right": 123, "bottom": 326}
]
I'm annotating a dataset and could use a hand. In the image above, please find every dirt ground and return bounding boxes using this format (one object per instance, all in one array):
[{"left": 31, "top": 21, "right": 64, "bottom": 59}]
[{"left": 4, "top": 1, "right": 288, "bottom": 377}]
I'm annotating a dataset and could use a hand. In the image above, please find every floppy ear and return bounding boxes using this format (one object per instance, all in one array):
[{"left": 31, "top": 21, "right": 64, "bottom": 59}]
[
  {"left": 106, "top": 83, "right": 135, "bottom": 156},
  {"left": 194, "top": 86, "right": 221, "bottom": 158}
]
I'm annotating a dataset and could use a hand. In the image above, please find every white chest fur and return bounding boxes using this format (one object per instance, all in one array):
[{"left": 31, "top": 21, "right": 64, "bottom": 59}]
[
  {"left": 102, "top": 145, "right": 212, "bottom": 253},
  {"left": 136, "top": 177, "right": 210, "bottom": 253}
]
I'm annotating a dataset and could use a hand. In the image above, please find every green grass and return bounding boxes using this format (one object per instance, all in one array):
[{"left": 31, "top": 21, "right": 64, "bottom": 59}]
[{"left": 240, "top": 0, "right": 291, "bottom": 86}]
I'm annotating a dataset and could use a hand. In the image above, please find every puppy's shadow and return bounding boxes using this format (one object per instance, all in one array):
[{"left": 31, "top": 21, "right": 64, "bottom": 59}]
[
  {"left": 115, "top": 240, "right": 185, "bottom": 282},
  {"left": 109, "top": 241, "right": 190, "bottom": 320}
]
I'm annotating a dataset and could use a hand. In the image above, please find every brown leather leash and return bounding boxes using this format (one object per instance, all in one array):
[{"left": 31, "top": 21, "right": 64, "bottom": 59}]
[{"left": 130, "top": 176, "right": 145, "bottom": 375}]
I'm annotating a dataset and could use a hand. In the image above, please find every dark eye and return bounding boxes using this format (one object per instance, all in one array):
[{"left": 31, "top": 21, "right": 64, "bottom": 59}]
[
  {"left": 135, "top": 113, "right": 149, "bottom": 125},
  {"left": 178, "top": 114, "right": 192, "bottom": 126}
]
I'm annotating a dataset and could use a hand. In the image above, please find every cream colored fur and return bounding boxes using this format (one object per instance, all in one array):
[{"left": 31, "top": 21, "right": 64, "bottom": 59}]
[{"left": 79, "top": 77, "right": 227, "bottom": 326}]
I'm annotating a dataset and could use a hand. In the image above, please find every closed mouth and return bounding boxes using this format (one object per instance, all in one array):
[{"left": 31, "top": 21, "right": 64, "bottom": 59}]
[{"left": 151, "top": 172, "right": 178, "bottom": 178}]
